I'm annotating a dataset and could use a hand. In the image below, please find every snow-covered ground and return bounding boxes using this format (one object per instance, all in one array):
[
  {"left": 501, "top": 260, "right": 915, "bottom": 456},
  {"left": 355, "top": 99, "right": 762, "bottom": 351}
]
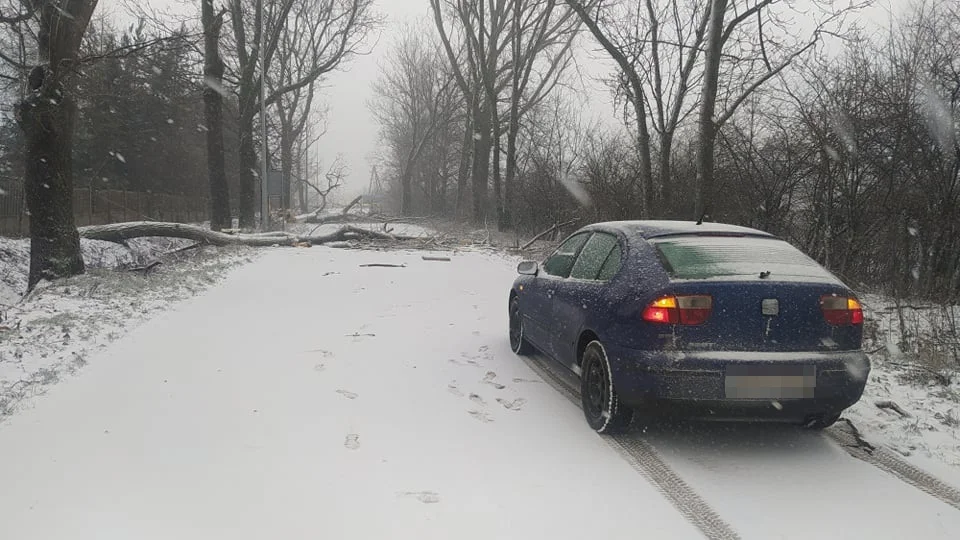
[
  {"left": 1, "top": 245, "right": 959, "bottom": 539},
  {"left": 0, "top": 236, "right": 256, "bottom": 419},
  {"left": 842, "top": 294, "right": 960, "bottom": 470}
]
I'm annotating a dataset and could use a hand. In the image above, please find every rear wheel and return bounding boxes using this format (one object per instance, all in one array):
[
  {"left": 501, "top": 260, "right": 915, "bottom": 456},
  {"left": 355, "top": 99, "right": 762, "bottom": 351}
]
[
  {"left": 804, "top": 412, "right": 841, "bottom": 430},
  {"left": 509, "top": 296, "right": 534, "bottom": 355},
  {"left": 581, "top": 341, "right": 633, "bottom": 433}
]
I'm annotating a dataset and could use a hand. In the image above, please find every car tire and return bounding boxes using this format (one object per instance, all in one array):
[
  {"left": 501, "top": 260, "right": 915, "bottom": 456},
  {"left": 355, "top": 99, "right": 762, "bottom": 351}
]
[
  {"left": 804, "top": 412, "right": 841, "bottom": 430},
  {"left": 509, "top": 296, "right": 534, "bottom": 355},
  {"left": 580, "top": 340, "right": 633, "bottom": 433}
]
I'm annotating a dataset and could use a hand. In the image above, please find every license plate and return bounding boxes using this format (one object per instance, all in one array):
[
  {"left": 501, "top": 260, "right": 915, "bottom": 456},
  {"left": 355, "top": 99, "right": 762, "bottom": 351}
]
[{"left": 725, "top": 365, "right": 816, "bottom": 399}]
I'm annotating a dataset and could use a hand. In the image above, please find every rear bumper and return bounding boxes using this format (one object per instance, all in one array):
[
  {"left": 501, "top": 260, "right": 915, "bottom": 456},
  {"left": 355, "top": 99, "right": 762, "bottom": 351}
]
[{"left": 603, "top": 345, "right": 870, "bottom": 421}]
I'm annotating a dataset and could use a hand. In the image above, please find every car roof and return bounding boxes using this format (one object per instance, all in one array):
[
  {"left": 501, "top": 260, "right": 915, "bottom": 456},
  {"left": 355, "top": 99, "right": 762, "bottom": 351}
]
[{"left": 581, "top": 220, "right": 775, "bottom": 240}]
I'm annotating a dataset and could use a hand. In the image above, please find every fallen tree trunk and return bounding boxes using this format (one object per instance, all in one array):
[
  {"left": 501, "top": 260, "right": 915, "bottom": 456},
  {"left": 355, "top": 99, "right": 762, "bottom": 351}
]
[
  {"left": 78, "top": 221, "right": 414, "bottom": 247},
  {"left": 299, "top": 213, "right": 372, "bottom": 225}
]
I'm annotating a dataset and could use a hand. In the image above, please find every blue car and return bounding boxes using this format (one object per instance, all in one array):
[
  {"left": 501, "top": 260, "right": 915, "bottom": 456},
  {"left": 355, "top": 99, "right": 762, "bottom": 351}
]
[{"left": 508, "top": 221, "right": 870, "bottom": 433}]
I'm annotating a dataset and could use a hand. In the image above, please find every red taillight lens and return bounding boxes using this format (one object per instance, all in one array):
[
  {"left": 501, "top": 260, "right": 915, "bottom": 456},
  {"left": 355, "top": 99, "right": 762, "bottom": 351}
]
[
  {"left": 821, "top": 295, "right": 864, "bottom": 326},
  {"left": 642, "top": 297, "right": 678, "bottom": 324},
  {"left": 642, "top": 295, "right": 712, "bottom": 325}
]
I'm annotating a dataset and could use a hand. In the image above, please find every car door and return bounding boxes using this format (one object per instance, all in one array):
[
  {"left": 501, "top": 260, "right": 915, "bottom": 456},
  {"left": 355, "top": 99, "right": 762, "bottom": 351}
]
[
  {"left": 522, "top": 232, "right": 591, "bottom": 356},
  {"left": 550, "top": 233, "right": 621, "bottom": 370}
]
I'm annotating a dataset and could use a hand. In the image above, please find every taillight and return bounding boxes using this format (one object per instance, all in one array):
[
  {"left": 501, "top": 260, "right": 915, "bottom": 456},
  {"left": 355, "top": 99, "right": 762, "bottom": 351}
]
[
  {"left": 642, "top": 295, "right": 713, "bottom": 325},
  {"left": 821, "top": 295, "right": 864, "bottom": 326}
]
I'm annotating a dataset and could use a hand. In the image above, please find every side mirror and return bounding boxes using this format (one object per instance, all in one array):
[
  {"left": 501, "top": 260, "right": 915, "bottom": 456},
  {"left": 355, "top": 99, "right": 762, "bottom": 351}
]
[{"left": 517, "top": 261, "right": 539, "bottom": 276}]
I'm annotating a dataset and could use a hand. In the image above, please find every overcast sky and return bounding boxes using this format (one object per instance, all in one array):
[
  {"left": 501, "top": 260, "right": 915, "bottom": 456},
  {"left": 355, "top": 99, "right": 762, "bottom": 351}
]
[
  {"left": 323, "top": 1, "right": 445, "bottom": 196},
  {"left": 128, "top": 0, "right": 901, "bottom": 197}
]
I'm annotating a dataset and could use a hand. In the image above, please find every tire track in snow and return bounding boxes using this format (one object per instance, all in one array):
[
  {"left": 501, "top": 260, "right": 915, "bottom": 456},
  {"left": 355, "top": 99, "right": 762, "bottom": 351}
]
[
  {"left": 826, "top": 423, "right": 960, "bottom": 511},
  {"left": 519, "top": 354, "right": 740, "bottom": 540}
]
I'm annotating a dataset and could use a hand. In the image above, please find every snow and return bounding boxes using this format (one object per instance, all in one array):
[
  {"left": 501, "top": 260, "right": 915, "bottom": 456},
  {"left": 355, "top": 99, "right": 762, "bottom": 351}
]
[
  {"left": 2, "top": 243, "right": 960, "bottom": 538},
  {"left": 644, "top": 422, "right": 960, "bottom": 539},
  {"left": 0, "top": 247, "right": 701, "bottom": 539},
  {"left": 1, "top": 235, "right": 256, "bottom": 419},
  {"left": 652, "top": 235, "right": 837, "bottom": 282},
  {"left": 842, "top": 294, "right": 960, "bottom": 471}
]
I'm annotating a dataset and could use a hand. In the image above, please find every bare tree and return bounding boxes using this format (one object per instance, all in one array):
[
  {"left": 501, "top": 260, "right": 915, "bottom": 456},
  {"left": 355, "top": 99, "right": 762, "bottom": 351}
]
[
  {"left": 516, "top": 91, "right": 592, "bottom": 231},
  {"left": 430, "top": 0, "right": 514, "bottom": 224},
  {"left": 225, "top": 0, "right": 376, "bottom": 228},
  {"left": 566, "top": 0, "right": 722, "bottom": 215},
  {"left": 430, "top": 0, "right": 581, "bottom": 225},
  {"left": 371, "top": 25, "right": 459, "bottom": 216},
  {"left": 266, "top": 0, "right": 321, "bottom": 213},
  {"left": 15, "top": 0, "right": 100, "bottom": 289},
  {"left": 202, "top": 0, "right": 231, "bottom": 231},
  {"left": 693, "top": 0, "right": 862, "bottom": 219},
  {"left": 503, "top": 0, "right": 582, "bottom": 229}
]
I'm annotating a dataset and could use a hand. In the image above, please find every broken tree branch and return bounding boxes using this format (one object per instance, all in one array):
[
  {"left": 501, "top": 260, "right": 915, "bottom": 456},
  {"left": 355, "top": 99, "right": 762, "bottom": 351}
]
[
  {"left": 521, "top": 218, "right": 578, "bottom": 250},
  {"left": 342, "top": 195, "right": 362, "bottom": 215},
  {"left": 875, "top": 400, "right": 912, "bottom": 418},
  {"left": 78, "top": 222, "right": 415, "bottom": 247}
]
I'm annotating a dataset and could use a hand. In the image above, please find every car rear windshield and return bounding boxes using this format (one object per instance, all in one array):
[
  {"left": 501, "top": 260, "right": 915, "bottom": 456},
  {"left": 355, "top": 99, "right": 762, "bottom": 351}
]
[{"left": 651, "top": 235, "right": 836, "bottom": 281}]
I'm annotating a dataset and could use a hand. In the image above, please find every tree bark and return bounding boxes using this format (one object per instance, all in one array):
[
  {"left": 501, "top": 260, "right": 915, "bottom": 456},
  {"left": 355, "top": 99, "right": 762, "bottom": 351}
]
[
  {"left": 504, "top": 118, "right": 519, "bottom": 226},
  {"left": 472, "top": 103, "right": 492, "bottom": 224},
  {"left": 237, "top": 111, "right": 258, "bottom": 228},
  {"left": 18, "top": 90, "right": 85, "bottom": 289},
  {"left": 658, "top": 131, "right": 674, "bottom": 213},
  {"left": 491, "top": 103, "right": 504, "bottom": 230},
  {"left": 400, "top": 161, "right": 414, "bottom": 216},
  {"left": 456, "top": 110, "right": 473, "bottom": 217},
  {"left": 202, "top": 1, "right": 231, "bottom": 231},
  {"left": 15, "top": 0, "right": 101, "bottom": 289},
  {"left": 695, "top": 0, "right": 728, "bottom": 220},
  {"left": 280, "top": 123, "right": 293, "bottom": 211}
]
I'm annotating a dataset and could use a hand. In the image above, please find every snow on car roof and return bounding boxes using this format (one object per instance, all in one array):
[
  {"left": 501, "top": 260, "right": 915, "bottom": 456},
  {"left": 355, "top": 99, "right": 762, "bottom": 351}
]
[{"left": 582, "top": 220, "right": 774, "bottom": 239}]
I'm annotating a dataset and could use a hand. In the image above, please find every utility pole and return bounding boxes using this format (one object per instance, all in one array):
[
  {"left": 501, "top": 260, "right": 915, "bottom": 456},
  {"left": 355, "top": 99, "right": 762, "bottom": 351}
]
[{"left": 259, "top": 0, "right": 269, "bottom": 231}]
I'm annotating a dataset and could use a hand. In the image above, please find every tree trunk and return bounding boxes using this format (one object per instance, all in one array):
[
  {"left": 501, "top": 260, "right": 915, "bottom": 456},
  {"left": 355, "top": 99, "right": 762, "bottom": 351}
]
[
  {"left": 18, "top": 90, "right": 85, "bottom": 289},
  {"left": 472, "top": 104, "right": 492, "bottom": 224},
  {"left": 237, "top": 112, "right": 258, "bottom": 228},
  {"left": 504, "top": 120, "right": 519, "bottom": 229},
  {"left": 456, "top": 111, "right": 473, "bottom": 217},
  {"left": 491, "top": 105, "right": 504, "bottom": 230},
  {"left": 202, "top": 1, "right": 231, "bottom": 231},
  {"left": 633, "top": 98, "right": 654, "bottom": 219},
  {"left": 658, "top": 131, "right": 674, "bottom": 215},
  {"left": 280, "top": 124, "right": 293, "bottom": 211},
  {"left": 436, "top": 154, "right": 449, "bottom": 214},
  {"left": 400, "top": 164, "right": 414, "bottom": 216},
  {"left": 14, "top": 0, "right": 101, "bottom": 290},
  {"left": 694, "top": 0, "right": 728, "bottom": 220}
]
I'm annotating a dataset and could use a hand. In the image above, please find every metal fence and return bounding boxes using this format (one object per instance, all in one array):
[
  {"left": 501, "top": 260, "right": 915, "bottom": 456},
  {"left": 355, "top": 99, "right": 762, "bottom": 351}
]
[{"left": 0, "top": 183, "right": 208, "bottom": 238}]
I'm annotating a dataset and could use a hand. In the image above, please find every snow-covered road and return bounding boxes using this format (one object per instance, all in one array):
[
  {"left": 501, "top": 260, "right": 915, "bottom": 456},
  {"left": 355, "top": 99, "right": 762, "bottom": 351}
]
[{"left": 1, "top": 246, "right": 959, "bottom": 539}]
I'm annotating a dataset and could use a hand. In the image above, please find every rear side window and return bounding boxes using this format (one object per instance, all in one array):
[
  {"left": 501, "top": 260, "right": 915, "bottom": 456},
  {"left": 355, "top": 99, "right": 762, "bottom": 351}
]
[
  {"left": 570, "top": 233, "right": 619, "bottom": 280},
  {"left": 543, "top": 233, "right": 590, "bottom": 277},
  {"left": 597, "top": 244, "right": 622, "bottom": 281},
  {"left": 651, "top": 236, "right": 834, "bottom": 281}
]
